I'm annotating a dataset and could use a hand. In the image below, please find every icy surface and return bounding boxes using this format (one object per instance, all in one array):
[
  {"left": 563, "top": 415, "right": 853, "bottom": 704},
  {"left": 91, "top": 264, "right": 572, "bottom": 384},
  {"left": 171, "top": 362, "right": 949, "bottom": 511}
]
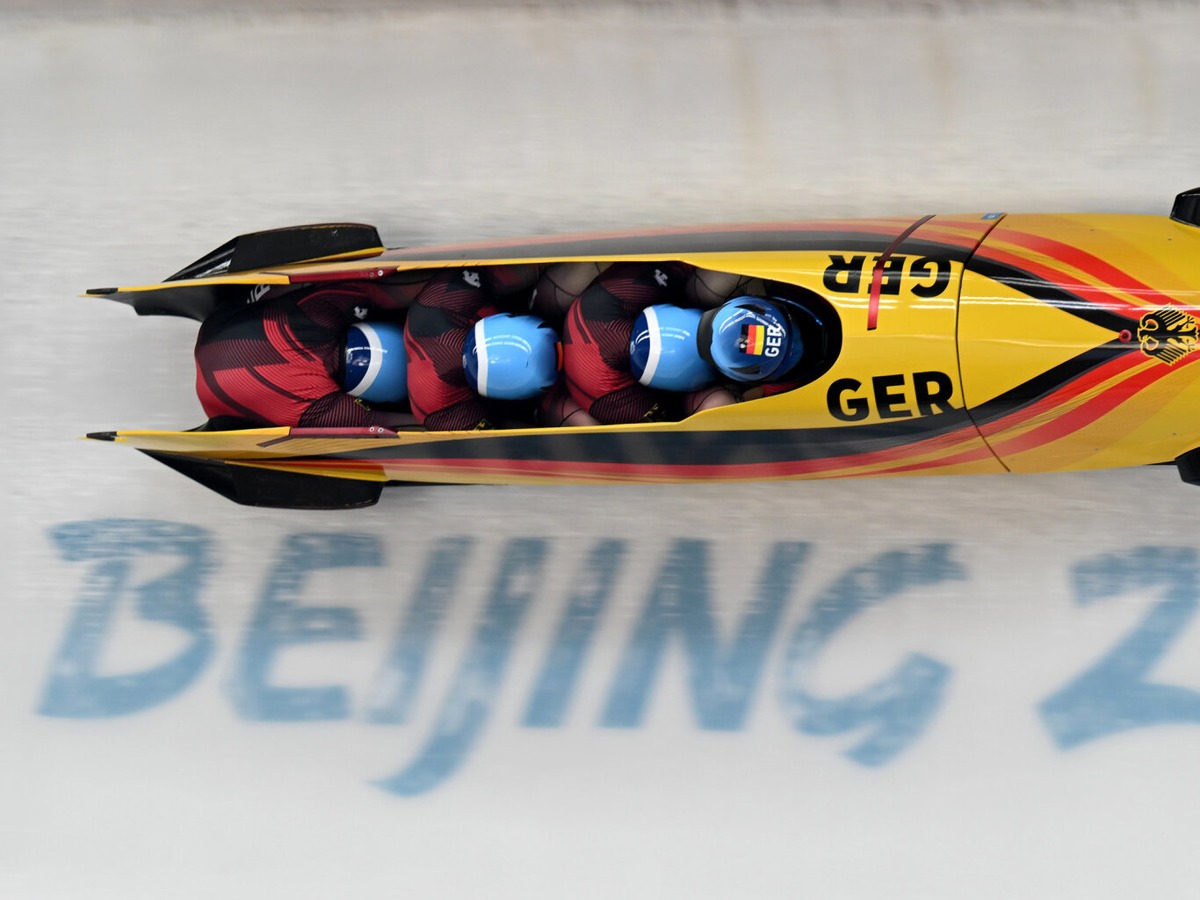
[{"left": 5, "top": 4, "right": 1200, "bottom": 898}]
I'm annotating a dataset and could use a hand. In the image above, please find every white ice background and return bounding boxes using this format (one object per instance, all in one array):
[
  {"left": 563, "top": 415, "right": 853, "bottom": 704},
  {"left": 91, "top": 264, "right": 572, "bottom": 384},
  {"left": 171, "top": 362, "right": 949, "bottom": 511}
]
[{"left": 4, "top": 2, "right": 1200, "bottom": 897}]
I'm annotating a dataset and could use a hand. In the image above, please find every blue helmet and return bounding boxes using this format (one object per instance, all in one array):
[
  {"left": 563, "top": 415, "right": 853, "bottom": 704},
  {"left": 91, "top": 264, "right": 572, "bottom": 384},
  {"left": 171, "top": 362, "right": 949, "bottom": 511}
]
[
  {"left": 462, "top": 313, "right": 561, "bottom": 399},
  {"left": 703, "top": 297, "right": 803, "bottom": 383},
  {"left": 343, "top": 321, "right": 408, "bottom": 403},
  {"left": 629, "top": 304, "right": 717, "bottom": 391}
]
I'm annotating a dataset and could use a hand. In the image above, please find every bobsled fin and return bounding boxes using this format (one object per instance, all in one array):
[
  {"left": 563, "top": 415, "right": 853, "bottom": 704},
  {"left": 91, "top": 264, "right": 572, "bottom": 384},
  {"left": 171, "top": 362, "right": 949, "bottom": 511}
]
[
  {"left": 1170, "top": 188, "right": 1200, "bottom": 227},
  {"left": 140, "top": 451, "right": 384, "bottom": 509},
  {"left": 165, "top": 223, "right": 384, "bottom": 281},
  {"left": 1175, "top": 448, "right": 1200, "bottom": 486}
]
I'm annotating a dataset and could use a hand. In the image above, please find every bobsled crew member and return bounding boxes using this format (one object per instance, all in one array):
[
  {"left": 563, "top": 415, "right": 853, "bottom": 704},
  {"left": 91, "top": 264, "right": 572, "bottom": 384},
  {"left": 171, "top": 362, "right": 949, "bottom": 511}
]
[
  {"left": 563, "top": 261, "right": 803, "bottom": 425},
  {"left": 404, "top": 265, "right": 597, "bottom": 430},
  {"left": 698, "top": 295, "right": 806, "bottom": 390},
  {"left": 194, "top": 281, "right": 417, "bottom": 430}
]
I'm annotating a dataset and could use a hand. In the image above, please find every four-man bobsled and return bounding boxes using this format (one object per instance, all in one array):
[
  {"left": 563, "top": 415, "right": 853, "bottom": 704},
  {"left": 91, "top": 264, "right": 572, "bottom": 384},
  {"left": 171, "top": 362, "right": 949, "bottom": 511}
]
[{"left": 86, "top": 190, "right": 1200, "bottom": 509}]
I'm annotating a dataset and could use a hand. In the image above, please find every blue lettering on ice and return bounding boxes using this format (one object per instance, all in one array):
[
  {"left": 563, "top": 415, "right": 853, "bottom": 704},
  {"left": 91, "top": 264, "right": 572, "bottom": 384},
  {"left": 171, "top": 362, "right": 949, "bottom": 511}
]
[
  {"left": 601, "top": 540, "right": 808, "bottom": 731},
  {"left": 366, "top": 536, "right": 475, "bottom": 725},
  {"left": 523, "top": 539, "right": 628, "bottom": 727},
  {"left": 40, "top": 519, "right": 215, "bottom": 718},
  {"left": 1039, "top": 546, "right": 1200, "bottom": 748},
  {"left": 374, "top": 538, "right": 547, "bottom": 797},
  {"left": 37, "top": 522, "right": 1041, "bottom": 794},
  {"left": 777, "top": 544, "right": 963, "bottom": 766},
  {"left": 226, "top": 533, "right": 375, "bottom": 722}
]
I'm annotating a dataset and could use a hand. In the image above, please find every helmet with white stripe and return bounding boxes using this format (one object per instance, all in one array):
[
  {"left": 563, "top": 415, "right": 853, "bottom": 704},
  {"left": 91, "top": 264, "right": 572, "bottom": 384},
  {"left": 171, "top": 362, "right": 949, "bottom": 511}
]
[
  {"left": 629, "top": 304, "right": 717, "bottom": 392},
  {"left": 342, "top": 321, "right": 408, "bottom": 403},
  {"left": 462, "top": 313, "right": 561, "bottom": 400}
]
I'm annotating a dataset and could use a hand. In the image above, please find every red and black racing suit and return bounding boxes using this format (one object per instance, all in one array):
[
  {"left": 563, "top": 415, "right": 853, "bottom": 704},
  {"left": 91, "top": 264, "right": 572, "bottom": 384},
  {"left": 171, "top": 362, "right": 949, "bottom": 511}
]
[
  {"left": 562, "top": 261, "right": 693, "bottom": 424},
  {"left": 403, "top": 265, "right": 543, "bottom": 431},
  {"left": 194, "top": 281, "right": 411, "bottom": 429}
]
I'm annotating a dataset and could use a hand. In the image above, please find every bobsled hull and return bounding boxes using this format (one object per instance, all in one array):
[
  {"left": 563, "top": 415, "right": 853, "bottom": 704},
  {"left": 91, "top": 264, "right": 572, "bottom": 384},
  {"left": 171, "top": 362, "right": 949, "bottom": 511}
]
[{"left": 87, "top": 192, "right": 1200, "bottom": 508}]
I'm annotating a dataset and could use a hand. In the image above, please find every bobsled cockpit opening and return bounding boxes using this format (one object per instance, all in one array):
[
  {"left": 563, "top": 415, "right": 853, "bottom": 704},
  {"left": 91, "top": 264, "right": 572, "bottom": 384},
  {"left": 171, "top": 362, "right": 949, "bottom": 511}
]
[{"left": 759, "top": 280, "right": 843, "bottom": 389}]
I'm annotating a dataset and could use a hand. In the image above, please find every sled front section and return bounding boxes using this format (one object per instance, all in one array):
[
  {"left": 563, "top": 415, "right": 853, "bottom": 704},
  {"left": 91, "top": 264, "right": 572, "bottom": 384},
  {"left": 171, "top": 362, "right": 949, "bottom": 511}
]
[{"left": 959, "top": 213, "right": 1200, "bottom": 477}]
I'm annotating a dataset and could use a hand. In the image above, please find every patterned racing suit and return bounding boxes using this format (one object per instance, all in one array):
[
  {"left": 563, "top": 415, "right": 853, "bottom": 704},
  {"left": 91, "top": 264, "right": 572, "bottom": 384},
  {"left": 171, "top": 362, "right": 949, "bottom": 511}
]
[
  {"left": 562, "top": 261, "right": 693, "bottom": 424},
  {"left": 403, "top": 264, "right": 543, "bottom": 431},
  {"left": 193, "top": 281, "right": 411, "bottom": 429}
]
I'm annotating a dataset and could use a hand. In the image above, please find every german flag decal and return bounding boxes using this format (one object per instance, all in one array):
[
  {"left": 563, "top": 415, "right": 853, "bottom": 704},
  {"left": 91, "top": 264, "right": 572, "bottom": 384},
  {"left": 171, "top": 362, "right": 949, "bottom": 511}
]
[{"left": 740, "top": 323, "right": 766, "bottom": 355}]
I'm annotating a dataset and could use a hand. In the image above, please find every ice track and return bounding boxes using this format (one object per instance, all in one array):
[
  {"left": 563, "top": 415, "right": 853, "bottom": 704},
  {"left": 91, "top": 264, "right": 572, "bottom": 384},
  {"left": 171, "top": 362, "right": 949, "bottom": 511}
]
[{"left": 5, "top": 3, "right": 1200, "bottom": 897}]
